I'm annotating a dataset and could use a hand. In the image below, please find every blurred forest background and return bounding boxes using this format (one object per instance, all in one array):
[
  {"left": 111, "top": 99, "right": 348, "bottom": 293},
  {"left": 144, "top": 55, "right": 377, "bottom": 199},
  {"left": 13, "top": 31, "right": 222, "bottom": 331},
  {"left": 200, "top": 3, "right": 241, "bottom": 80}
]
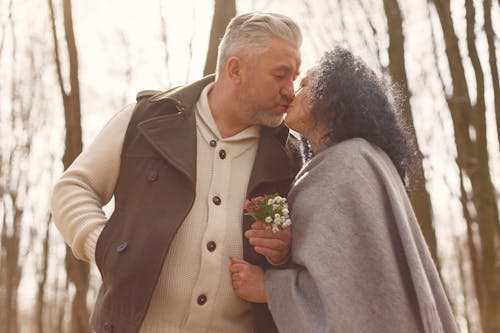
[{"left": 0, "top": 0, "right": 499, "bottom": 332}]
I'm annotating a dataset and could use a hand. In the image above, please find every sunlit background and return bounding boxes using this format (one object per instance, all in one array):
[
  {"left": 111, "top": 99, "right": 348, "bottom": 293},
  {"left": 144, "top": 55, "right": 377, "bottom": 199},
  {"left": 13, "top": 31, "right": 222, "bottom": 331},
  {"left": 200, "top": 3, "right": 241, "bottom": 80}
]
[{"left": 0, "top": 0, "right": 499, "bottom": 332}]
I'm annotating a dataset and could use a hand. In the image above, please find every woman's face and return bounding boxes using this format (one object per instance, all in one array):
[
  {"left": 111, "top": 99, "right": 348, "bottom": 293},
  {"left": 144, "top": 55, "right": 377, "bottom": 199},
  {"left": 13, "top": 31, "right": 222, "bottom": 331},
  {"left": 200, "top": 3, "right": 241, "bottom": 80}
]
[{"left": 284, "top": 69, "right": 315, "bottom": 135}]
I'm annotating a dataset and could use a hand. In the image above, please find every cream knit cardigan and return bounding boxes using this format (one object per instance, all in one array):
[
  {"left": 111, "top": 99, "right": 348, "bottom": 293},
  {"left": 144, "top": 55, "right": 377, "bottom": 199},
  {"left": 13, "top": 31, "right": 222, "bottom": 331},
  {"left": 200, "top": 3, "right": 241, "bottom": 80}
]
[{"left": 51, "top": 83, "right": 260, "bottom": 333}]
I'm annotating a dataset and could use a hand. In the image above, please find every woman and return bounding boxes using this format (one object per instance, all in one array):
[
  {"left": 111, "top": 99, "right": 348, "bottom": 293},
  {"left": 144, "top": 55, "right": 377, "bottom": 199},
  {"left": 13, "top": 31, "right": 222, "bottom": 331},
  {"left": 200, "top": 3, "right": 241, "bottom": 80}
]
[{"left": 230, "top": 47, "right": 458, "bottom": 332}]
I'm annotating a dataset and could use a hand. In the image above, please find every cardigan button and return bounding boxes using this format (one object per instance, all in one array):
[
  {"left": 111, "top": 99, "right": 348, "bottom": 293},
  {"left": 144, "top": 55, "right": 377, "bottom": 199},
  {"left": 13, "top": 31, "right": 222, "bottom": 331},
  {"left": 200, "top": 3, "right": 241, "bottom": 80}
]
[
  {"left": 212, "top": 196, "right": 221, "bottom": 205},
  {"left": 207, "top": 241, "right": 216, "bottom": 252},
  {"left": 116, "top": 241, "right": 128, "bottom": 253},
  {"left": 103, "top": 322, "right": 113, "bottom": 333},
  {"left": 197, "top": 294, "right": 207, "bottom": 305},
  {"left": 209, "top": 140, "right": 217, "bottom": 147},
  {"left": 219, "top": 150, "right": 226, "bottom": 159},
  {"left": 148, "top": 170, "right": 159, "bottom": 182}
]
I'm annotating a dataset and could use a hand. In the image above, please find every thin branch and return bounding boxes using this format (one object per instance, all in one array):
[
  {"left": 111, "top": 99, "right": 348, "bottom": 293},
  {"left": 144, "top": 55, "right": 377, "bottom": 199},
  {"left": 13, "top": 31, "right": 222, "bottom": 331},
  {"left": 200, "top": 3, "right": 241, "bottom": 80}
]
[
  {"left": 426, "top": 1, "right": 448, "bottom": 101},
  {"left": 354, "top": 0, "right": 384, "bottom": 68},
  {"left": 185, "top": 6, "right": 195, "bottom": 83},
  {"left": 159, "top": 0, "right": 170, "bottom": 88},
  {"left": 0, "top": 0, "right": 14, "bottom": 64},
  {"left": 47, "top": 0, "right": 67, "bottom": 99}
]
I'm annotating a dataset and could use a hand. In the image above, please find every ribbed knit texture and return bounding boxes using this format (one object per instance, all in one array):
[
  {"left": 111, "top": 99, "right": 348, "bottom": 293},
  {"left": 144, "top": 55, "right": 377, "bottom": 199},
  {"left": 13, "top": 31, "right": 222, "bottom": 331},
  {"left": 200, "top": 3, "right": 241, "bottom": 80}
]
[
  {"left": 52, "top": 104, "right": 134, "bottom": 263},
  {"left": 52, "top": 84, "right": 260, "bottom": 333}
]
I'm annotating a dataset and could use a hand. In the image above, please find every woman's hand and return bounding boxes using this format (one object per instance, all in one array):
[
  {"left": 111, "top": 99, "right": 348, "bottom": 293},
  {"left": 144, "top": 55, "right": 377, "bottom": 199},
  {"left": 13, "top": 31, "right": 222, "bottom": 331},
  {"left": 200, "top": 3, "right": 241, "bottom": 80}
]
[
  {"left": 230, "top": 257, "right": 267, "bottom": 303},
  {"left": 245, "top": 221, "right": 292, "bottom": 265}
]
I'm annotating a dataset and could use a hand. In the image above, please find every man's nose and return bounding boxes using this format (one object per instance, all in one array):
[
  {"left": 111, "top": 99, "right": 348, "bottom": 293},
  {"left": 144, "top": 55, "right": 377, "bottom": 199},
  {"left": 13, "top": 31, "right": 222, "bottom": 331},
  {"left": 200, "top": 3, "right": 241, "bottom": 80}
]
[{"left": 281, "top": 82, "right": 295, "bottom": 100}]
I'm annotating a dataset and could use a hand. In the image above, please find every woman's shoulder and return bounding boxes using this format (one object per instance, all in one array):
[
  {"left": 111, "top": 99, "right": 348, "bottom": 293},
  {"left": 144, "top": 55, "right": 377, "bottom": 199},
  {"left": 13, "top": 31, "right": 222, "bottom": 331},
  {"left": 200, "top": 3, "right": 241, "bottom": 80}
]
[
  {"left": 299, "top": 138, "right": 397, "bottom": 181},
  {"left": 319, "top": 138, "right": 385, "bottom": 166}
]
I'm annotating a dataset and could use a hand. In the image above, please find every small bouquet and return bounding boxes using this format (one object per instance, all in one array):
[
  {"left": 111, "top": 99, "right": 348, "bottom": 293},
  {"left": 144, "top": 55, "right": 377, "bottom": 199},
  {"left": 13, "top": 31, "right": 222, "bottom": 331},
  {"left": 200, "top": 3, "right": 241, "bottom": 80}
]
[{"left": 244, "top": 194, "right": 291, "bottom": 233}]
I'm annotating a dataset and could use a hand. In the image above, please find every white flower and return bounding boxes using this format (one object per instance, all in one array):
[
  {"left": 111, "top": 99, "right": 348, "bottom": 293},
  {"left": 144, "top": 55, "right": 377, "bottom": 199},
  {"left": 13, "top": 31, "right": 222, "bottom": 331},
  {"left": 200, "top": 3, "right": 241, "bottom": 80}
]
[
  {"left": 282, "top": 219, "right": 291, "bottom": 228},
  {"left": 272, "top": 225, "right": 280, "bottom": 233},
  {"left": 274, "top": 213, "right": 281, "bottom": 219},
  {"left": 265, "top": 216, "right": 273, "bottom": 223},
  {"left": 282, "top": 208, "right": 289, "bottom": 216},
  {"left": 268, "top": 198, "right": 275, "bottom": 205}
]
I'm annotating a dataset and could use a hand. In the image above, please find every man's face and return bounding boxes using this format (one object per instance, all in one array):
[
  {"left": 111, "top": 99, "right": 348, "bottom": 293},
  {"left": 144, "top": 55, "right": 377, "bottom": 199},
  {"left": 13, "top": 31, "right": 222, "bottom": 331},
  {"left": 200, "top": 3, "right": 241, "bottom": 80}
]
[{"left": 238, "top": 37, "right": 301, "bottom": 128}]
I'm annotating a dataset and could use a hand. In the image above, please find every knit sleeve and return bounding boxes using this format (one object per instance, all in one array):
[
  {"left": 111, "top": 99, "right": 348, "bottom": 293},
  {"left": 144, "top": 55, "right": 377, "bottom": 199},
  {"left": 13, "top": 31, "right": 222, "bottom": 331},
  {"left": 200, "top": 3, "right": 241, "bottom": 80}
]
[{"left": 51, "top": 104, "right": 134, "bottom": 263}]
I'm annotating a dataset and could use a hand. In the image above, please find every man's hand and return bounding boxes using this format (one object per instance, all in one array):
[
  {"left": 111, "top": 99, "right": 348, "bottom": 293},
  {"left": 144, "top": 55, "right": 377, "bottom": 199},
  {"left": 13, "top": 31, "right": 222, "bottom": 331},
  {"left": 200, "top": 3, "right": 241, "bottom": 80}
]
[
  {"left": 245, "top": 221, "right": 291, "bottom": 265},
  {"left": 230, "top": 257, "right": 267, "bottom": 303}
]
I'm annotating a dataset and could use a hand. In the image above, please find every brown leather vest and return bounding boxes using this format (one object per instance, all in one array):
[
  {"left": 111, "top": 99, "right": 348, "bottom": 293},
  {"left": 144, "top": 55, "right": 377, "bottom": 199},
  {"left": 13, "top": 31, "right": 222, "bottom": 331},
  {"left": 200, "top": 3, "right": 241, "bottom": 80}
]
[{"left": 90, "top": 76, "right": 302, "bottom": 333}]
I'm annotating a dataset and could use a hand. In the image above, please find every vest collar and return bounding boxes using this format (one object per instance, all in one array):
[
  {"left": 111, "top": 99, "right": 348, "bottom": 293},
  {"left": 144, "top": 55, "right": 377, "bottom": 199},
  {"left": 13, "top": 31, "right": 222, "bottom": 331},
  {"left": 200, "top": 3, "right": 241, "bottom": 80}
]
[
  {"left": 247, "top": 125, "right": 295, "bottom": 197},
  {"left": 136, "top": 76, "right": 217, "bottom": 185}
]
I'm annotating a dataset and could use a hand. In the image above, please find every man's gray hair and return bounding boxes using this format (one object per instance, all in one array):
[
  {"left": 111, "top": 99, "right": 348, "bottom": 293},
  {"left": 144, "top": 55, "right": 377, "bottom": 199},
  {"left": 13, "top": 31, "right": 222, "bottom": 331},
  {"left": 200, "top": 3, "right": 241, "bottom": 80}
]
[{"left": 216, "top": 12, "right": 302, "bottom": 76}]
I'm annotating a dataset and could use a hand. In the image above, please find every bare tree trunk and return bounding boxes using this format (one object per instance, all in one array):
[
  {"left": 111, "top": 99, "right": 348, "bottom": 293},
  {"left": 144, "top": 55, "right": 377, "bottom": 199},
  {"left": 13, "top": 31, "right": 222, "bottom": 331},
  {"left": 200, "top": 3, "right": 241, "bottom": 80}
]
[
  {"left": 48, "top": 0, "right": 90, "bottom": 332},
  {"left": 430, "top": 0, "right": 500, "bottom": 331},
  {"left": 203, "top": 0, "right": 236, "bottom": 76},
  {"left": 1, "top": 3, "right": 23, "bottom": 330},
  {"left": 460, "top": 168, "right": 483, "bottom": 321},
  {"left": 456, "top": 235, "right": 473, "bottom": 333},
  {"left": 465, "top": 0, "right": 500, "bottom": 331},
  {"left": 483, "top": 0, "right": 500, "bottom": 147},
  {"left": 0, "top": 211, "right": 4, "bottom": 331},
  {"left": 383, "top": 0, "right": 437, "bottom": 265},
  {"left": 36, "top": 215, "right": 51, "bottom": 333}
]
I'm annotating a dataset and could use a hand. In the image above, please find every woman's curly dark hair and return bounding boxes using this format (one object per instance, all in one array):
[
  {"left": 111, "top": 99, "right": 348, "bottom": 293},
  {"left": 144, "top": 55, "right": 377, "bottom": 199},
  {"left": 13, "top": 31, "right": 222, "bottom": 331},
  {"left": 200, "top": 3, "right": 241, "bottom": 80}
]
[{"left": 306, "top": 47, "right": 416, "bottom": 187}]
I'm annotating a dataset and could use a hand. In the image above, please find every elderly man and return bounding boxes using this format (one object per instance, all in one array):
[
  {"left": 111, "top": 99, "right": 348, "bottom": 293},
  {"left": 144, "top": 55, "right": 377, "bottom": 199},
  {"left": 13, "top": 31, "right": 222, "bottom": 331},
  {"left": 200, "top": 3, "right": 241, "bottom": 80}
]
[{"left": 51, "top": 11, "right": 302, "bottom": 333}]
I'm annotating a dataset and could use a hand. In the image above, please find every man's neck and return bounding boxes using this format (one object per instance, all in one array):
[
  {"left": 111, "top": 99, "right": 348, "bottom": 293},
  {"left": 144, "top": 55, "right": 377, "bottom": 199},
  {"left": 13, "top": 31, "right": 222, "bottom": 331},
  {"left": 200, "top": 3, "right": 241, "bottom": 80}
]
[{"left": 207, "top": 82, "right": 254, "bottom": 138}]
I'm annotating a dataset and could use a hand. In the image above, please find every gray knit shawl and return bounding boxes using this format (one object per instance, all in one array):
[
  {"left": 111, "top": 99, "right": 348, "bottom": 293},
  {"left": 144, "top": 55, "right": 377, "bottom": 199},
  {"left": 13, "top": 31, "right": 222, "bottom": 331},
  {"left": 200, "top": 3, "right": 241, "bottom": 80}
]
[{"left": 265, "top": 138, "right": 458, "bottom": 333}]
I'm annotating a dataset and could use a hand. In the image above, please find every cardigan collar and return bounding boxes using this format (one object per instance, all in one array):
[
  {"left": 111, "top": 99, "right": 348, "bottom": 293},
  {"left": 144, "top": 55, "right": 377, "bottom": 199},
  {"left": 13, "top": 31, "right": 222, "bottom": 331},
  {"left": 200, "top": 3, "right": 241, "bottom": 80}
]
[{"left": 137, "top": 75, "right": 294, "bottom": 192}]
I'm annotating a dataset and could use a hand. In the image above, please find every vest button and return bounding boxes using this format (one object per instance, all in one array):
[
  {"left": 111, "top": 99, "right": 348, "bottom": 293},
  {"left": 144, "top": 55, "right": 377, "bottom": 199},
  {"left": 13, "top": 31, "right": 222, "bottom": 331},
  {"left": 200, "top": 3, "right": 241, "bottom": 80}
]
[
  {"left": 197, "top": 294, "right": 207, "bottom": 305},
  {"left": 207, "top": 241, "right": 216, "bottom": 252},
  {"left": 148, "top": 170, "right": 159, "bottom": 182},
  {"left": 219, "top": 150, "right": 226, "bottom": 159},
  {"left": 212, "top": 196, "right": 221, "bottom": 205},
  {"left": 209, "top": 140, "right": 217, "bottom": 147},
  {"left": 116, "top": 241, "right": 128, "bottom": 253}
]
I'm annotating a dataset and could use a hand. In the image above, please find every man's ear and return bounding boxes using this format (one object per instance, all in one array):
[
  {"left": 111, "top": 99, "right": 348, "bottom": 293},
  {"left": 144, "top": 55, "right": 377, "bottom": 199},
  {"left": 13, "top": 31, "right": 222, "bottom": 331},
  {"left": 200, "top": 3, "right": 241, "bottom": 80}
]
[{"left": 226, "top": 56, "right": 243, "bottom": 84}]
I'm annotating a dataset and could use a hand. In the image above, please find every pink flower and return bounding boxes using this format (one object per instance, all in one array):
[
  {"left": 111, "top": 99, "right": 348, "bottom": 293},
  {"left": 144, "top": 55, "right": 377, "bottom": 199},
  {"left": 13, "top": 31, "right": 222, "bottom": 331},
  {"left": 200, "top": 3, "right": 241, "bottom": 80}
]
[
  {"left": 252, "top": 196, "right": 265, "bottom": 203},
  {"left": 244, "top": 199, "right": 254, "bottom": 212},
  {"left": 244, "top": 194, "right": 290, "bottom": 233}
]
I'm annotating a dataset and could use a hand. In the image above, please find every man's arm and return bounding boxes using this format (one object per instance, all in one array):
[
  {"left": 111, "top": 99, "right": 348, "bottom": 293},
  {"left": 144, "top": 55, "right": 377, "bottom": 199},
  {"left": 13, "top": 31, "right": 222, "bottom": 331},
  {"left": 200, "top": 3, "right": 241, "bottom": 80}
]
[{"left": 51, "top": 104, "right": 134, "bottom": 263}]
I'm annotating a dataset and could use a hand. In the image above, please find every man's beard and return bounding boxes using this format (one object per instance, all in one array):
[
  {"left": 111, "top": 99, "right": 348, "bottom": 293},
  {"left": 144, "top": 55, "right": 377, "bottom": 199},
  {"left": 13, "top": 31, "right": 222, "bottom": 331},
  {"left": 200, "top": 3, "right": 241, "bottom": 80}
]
[{"left": 247, "top": 103, "right": 284, "bottom": 128}]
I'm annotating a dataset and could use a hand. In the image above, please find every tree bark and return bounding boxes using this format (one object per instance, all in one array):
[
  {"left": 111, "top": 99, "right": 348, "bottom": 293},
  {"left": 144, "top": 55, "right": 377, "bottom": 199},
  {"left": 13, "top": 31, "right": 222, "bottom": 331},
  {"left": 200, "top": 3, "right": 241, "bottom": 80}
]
[
  {"left": 483, "top": 0, "right": 500, "bottom": 148},
  {"left": 48, "top": 0, "right": 89, "bottom": 332},
  {"left": 36, "top": 215, "right": 51, "bottom": 333},
  {"left": 430, "top": 0, "right": 500, "bottom": 331},
  {"left": 203, "top": 0, "right": 236, "bottom": 76},
  {"left": 1, "top": 3, "right": 23, "bottom": 330},
  {"left": 465, "top": 0, "right": 500, "bottom": 331},
  {"left": 460, "top": 168, "right": 483, "bottom": 320},
  {"left": 455, "top": 235, "right": 473, "bottom": 333},
  {"left": 382, "top": 0, "right": 437, "bottom": 265}
]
